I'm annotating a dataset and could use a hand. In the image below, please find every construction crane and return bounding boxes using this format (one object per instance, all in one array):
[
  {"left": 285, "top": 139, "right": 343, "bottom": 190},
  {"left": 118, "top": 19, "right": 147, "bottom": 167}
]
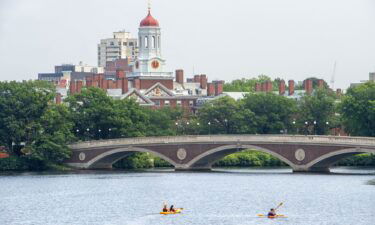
[{"left": 330, "top": 61, "right": 337, "bottom": 89}]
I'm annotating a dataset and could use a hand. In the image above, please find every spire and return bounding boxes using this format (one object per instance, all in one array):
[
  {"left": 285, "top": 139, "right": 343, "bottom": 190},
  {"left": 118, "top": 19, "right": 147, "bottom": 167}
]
[{"left": 148, "top": 0, "right": 151, "bottom": 13}]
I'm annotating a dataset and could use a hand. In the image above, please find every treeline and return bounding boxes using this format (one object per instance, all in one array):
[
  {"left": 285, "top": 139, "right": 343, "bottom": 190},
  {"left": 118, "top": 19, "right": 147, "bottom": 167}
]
[{"left": 0, "top": 80, "right": 374, "bottom": 171}]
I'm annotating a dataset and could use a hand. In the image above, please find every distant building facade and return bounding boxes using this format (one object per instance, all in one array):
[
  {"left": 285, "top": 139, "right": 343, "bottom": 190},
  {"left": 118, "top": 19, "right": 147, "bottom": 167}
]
[
  {"left": 44, "top": 8, "right": 224, "bottom": 113},
  {"left": 98, "top": 31, "right": 138, "bottom": 67},
  {"left": 350, "top": 72, "right": 375, "bottom": 88}
]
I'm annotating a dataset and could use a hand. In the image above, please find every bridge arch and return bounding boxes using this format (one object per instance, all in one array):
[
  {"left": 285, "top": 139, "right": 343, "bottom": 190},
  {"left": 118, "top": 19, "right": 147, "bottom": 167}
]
[
  {"left": 86, "top": 147, "right": 178, "bottom": 169},
  {"left": 306, "top": 148, "right": 375, "bottom": 171},
  {"left": 186, "top": 145, "right": 296, "bottom": 170}
]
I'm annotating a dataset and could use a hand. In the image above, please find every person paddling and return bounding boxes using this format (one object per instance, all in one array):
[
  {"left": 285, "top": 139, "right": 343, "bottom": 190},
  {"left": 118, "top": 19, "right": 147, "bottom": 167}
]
[
  {"left": 169, "top": 205, "right": 176, "bottom": 212},
  {"left": 268, "top": 202, "right": 283, "bottom": 217},
  {"left": 162, "top": 202, "right": 168, "bottom": 212},
  {"left": 268, "top": 208, "right": 276, "bottom": 217}
]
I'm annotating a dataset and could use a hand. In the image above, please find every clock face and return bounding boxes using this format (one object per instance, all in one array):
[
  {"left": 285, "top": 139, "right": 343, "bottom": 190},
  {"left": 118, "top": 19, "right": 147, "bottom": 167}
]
[{"left": 151, "top": 60, "right": 159, "bottom": 69}]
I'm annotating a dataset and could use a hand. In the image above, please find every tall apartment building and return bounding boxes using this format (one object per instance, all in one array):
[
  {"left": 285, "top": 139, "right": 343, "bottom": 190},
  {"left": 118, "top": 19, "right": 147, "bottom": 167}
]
[
  {"left": 370, "top": 72, "right": 375, "bottom": 81},
  {"left": 98, "top": 30, "right": 138, "bottom": 67}
]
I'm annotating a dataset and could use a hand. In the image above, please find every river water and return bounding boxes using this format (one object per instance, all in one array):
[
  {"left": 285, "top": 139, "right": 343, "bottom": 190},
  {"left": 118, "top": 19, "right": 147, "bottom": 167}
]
[{"left": 1, "top": 167, "right": 374, "bottom": 225}]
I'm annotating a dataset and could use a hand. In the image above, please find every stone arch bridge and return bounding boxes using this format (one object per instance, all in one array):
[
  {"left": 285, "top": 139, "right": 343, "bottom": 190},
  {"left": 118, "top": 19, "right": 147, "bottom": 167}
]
[{"left": 65, "top": 135, "right": 375, "bottom": 172}]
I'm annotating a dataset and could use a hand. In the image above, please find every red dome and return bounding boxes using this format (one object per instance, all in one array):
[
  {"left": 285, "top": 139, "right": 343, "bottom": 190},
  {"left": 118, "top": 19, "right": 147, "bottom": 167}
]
[{"left": 140, "top": 11, "right": 159, "bottom": 27}]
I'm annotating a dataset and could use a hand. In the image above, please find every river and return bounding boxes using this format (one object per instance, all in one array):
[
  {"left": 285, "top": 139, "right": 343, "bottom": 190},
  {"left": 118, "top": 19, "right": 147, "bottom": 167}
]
[{"left": 1, "top": 167, "right": 374, "bottom": 225}]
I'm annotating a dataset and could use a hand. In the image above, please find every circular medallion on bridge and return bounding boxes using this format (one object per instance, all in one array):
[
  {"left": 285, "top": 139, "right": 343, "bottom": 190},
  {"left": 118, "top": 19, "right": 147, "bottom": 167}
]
[
  {"left": 79, "top": 152, "right": 86, "bottom": 161},
  {"left": 295, "top": 149, "right": 306, "bottom": 161},
  {"left": 177, "top": 148, "right": 187, "bottom": 161}
]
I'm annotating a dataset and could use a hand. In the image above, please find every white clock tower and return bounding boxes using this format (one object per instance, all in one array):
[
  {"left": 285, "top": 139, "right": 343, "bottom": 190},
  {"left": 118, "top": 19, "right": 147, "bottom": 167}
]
[{"left": 129, "top": 6, "right": 172, "bottom": 78}]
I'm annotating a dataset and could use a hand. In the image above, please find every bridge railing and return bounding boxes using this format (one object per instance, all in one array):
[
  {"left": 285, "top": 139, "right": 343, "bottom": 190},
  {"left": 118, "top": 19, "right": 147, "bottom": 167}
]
[{"left": 69, "top": 135, "right": 375, "bottom": 150}]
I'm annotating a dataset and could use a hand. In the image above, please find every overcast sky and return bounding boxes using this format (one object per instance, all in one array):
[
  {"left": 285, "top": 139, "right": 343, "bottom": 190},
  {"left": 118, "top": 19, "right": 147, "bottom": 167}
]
[{"left": 0, "top": 0, "right": 374, "bottom": 89}]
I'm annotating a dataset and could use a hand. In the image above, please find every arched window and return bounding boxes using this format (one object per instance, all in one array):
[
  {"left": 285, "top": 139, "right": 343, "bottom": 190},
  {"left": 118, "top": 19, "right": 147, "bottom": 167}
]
[
  {"left": 152, "top": 36, "right": 156, "bottom": 48},
  {"left": 145, "top": 36, "right": 148, "bottom": 48}
]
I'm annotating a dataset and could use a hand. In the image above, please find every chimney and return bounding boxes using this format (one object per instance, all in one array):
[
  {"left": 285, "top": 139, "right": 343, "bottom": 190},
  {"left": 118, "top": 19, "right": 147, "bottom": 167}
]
[
  {"left": 255, "top": 83, "right": 261, "bottom": 92},
  {"left": 214, "top": 80, "right": 224, "bottom": 96},
  {"left": 134, "top": 79, "right": 141, "bottom": 89},
  {"left": 69, "top": 81, "right": 76, "bottom": 95},
  {"left": 116, "top": 69, "right": 125, "bottom": 79},
  {"left": 122, "top": 78, "right": 128, "bottom": 94},
  {"left": 116, "top": 79, "right": 122, "bottom": 89},
  {"left": 261, "top": 82, "right": 267, "bottom": 92},
  {"left": 200, "top": 74, "right": 207, "bottom": 89},
  {"left": 55, "top": 93, "right": 62, "bottom": 104},
  {"left": 175, "top": 69, "right": 184, "bottom": 84},
  {"left": 288, "top": 80, "right": 295, "bottom": 96},
  {"left": 279, "top": 80, "right": 286, "bottom": 95},
  {"left": 304, "top": 79, "right": 313, "bottom": 94},
  {"left": 102, "top": 79, "right": 108, "bottom": 90},
  {"left": 194, "top": 75, "right": 201, "bottom": 83},
  {"left": 317, "top": 79, "right": 324, "bottom": 89},
  {"left": 265, "top": 81, "right": 273, "bottom": 92},
  {"left": 76, "top": 80, "right": 83, "bottom": 93},
  {"left": 86, "top": 80, "right": 93, "bottom": 87},
  {"left": 207, "top": 83, "right": 215, "bottom": 96}
]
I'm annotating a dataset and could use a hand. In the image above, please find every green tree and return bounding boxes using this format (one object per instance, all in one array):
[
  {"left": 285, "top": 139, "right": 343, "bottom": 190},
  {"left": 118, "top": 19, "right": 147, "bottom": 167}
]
[
  {"left": 66, "top": 87, "right": 149, "bottom": 140},
  {"left": 241, "top": 93, "right": 297, "bottom": 134},
  {"left": 144, "top": 107, "right": 183, "bottom": 136},
  {"left": 0, "top": 81, "right": 55, "bottom": 154},
  {"left": 28, "top": 104, "right": 75, "bottom": 169},
  {"left": 0, "top": 81, "right": 74, "bottom": 170},
  {"left": 339, "top": 82, "right": 375, "bottom": 136},
  {"left": 197, "top": 96, "right": 256, "bottom": 134},
  {"left": 297, "top": 89, "right": 336, "bottom": 135}
]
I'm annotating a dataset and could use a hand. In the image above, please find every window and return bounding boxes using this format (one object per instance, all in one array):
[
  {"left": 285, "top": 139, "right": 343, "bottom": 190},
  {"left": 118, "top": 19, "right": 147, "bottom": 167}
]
[
  {"left": 152, "top": 36, "right": 156, "bottom": 48},
  {"left": 177, "top": 100, "right": 182, "bottom": 106},
  {"left": 129, "top": 42, "right": 134, "bottom": 46},
  {"left": 165, "top": 100, "right": 170, "bottom": 106},
  {"left": 154, "top": 100, "right": 160, "bottom": 106},
  {"left": 110, "top": 42, "right": 114, "bottom": 46},
  {"left": 145, "top": 36, "right": 148, "bottom": 48},
  {"left": 123, "top": 42, "right": 127, "bottom": 46},
  {"left": 189, "top": 100, "right": 194, "bottom": 106}
]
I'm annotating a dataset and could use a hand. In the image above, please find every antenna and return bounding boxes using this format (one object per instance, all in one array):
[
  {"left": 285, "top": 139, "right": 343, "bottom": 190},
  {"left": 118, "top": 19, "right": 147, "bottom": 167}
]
[{"left": 330, "top": 61, "right": 337, "bottom": 89}]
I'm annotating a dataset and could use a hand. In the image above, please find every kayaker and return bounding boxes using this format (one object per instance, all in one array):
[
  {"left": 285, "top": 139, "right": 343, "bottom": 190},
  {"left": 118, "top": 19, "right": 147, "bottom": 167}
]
[
  {"left": 268, "top": 208, "right": 276, "bottom": 217},
  {"left": 169, "top": 205, "right": 175, "bottom": 212},
  {"left": 162, "top": 203, "right": 168, "bottom": 212}
]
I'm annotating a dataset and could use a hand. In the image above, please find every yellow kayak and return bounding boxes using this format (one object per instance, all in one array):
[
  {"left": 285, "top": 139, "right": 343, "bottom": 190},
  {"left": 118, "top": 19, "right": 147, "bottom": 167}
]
[
  {"left": 160, "top": 209, "right": 183, "bottom": 215},
  {"left": 257, "top": 214, "right": 287, "bottom": 218}
]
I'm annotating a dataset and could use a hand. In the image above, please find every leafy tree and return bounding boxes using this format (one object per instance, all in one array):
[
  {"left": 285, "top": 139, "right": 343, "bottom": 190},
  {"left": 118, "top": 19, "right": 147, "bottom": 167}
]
[
  {"left": 197, "top": 96, "right": 256, "bottom": 134},
  {"left": 0, "top": 81, "right": 55, "bottom": 154},
  {"left": 27, "top": 104, "right": 75, "bottom": 169},
  {"left": 0, "top": 81, "right": 74, "bottom": 170},
  {"left": 339, "top": 82, "right": 375, "bottom": 136},
  {"left": 66, "top": 87, "right": 149, "bottom": 140},
  {"left": 144, "top": 107, "right": 183, "bottom": 136},
  {"left": 241, "top": 93, "right": 297, "bottom": 134},
  {"left": 296, "top": 89, "right": 336, "bottom": 135}
]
